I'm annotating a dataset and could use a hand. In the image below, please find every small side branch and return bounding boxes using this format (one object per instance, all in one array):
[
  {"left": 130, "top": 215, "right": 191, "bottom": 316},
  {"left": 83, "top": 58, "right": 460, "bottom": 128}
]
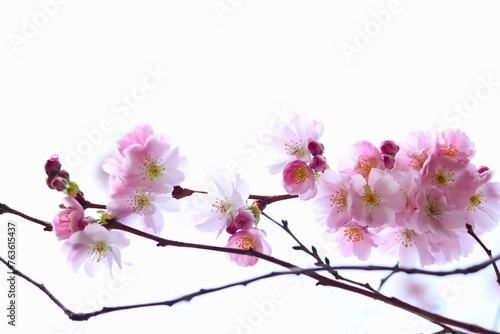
[{"left": 466, "top": 223, "right": 500, "bottom": 285}]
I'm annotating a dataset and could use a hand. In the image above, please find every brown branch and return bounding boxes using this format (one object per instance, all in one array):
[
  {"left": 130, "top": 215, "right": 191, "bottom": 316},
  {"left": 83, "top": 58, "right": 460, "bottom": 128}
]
[
  {"left": 2, "top": 204, "right": 500, "bottom": 332},
  {"left": 1, "top": 254, "right": 499, "bottom": 333},
  {"left": 0, "top": 203, "right": 53, "bottom": 231},
  {"left": 466, "top": 223, "right": 500, "bottom": 285}
]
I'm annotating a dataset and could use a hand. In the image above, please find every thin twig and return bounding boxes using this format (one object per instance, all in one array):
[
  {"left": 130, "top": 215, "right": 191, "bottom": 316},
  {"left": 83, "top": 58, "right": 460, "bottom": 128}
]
[{"left": 466, "top": 223, "right": 500, "bottom": 285}]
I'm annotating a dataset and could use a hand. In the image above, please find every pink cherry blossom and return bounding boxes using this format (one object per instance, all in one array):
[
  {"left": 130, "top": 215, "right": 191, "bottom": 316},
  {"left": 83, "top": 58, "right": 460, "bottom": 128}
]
[
  {"left": 268, "top": 113, "right": 324, "bottom": 174},
  {"left": 116, "top": 123, "right": 155, "bottom": 156},
  {"left": 226, "top": 228, "right": 271, "bottom": 267},
  {"left": 349, "top": 168, "right": 406, "bottom": 227},
  {"left": 427, "top": 228, "right": 474, "bottom": 265},
  {"left": 62, "top": 223, "right": 130, "bottom": 277},
  {"left": 379, "top": 227, "right": 435, "bottom": 267},
  {"left": 334, "top": 221, "right": 377, "bottom": 261},
  {"left": 410, "top": 185, "right": 468, "bottom": 236},
  {"left": 435, "top": 129, "right": 475, "bottom": 163},
  {"left": 394, "top": 130, "right": 435, "bottom": 172},
  {"left": 420, "top": 154, "right": 476, "bottom": 208},
  {"left": 339, "top": 140, "right": 385, "bottom": 180},
  {"left": 188, "top": 174, "right": 250, "bottom": 236},
  {"left": 282, "top": 159, "right": 317, "bottom": 200},
  {"left": 465, "top": 168, "right": 500, "bottom": 234},
  {"left": 388, "top": 168, "right": 421, "bottom": 227},
  {"left": 106, "top": 186, "right": 179, "bottom": 235},
  {"left": 52, "top": 196, "right": 91, "bottom": 240},
  {"left": 312, "top": 169, "right": 352, "bottom": 231},
  {"left": 103, "top": 124, "right": 186, "bottom": 194},
  {"left": 119, "top": 135, "right": 186, "bottom": 193}
]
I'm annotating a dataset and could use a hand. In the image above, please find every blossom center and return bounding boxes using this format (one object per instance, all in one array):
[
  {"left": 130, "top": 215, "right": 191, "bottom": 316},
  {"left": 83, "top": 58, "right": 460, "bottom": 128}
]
[
  {"left": 128, "top": 192, "right": 151, "bottom": 215},
  {"left": 330, "top": 189, "right": 348, "bottom": 212},
  {"left": 284, "top": 140, "right": 305, "bottom": 158},
  {"left": 140, "top": 156, "right": 165, "bottom": 181},
  {"left": 409, "top": 152, "right": 427, "bottom": 171},
  {"left": 362, "top": 184, "right": 380, "bottom": 209},
  {"left": 467, "top": 192, "right": 483, "bottom": 211},
  {"left": 344, "top": 227, "right": 364, "bottom": 242},
  {"left": 425, "top": 198, "right": 442, "bottom": 219},
  {"left": 445, "top": 144, "right": 458, "bottom": 157},
  {"left": 211, "top": 198, "right": 230, "bottom": 215},
  {"left": 397, "top": 228, "right": 416, "bottom": 248},
  {"left": 355, "top": 158, "right": 375, "bottom": 179},
  {"left": 432, "top": 168, "right": 454, "bottom": 188},
  {"left": 291, "top": 167, "right": 308, "bottom": 184},
  {"left": 236, "top": 236, "right": 255, "bottom": 250},
  {"left": 89, "top": 241, "right": 111, "bottom": 262}
]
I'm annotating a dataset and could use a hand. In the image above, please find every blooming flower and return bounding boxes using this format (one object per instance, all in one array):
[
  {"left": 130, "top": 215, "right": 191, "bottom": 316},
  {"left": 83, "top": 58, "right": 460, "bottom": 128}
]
[
  {"left": 434, "top": 129, "right": 475, "bottom": 163},
  {"left": 313, "top": 169, "right": 352, "bottom": 231},
  {"left": 62, "top": 223, "right": 130, "bottom": 277},
  {"left": 420, "top": 154, "right": 476, "bottom": 208},
  {"left": 52, "top": 196, "right": 92, "bottom": 240},
  {"left": 188, "top": 174, "right": 250, "bottom": 236},
  {"left": 465, "top": 168, "right": 500, "bottom": 234},
  {"left": 378, "top": 227, "right": 435, "bottom": 267},
  {"left": 119, "top": 134, "right": 186, "bottom": 193},
  {"left": 267, "top": 113, "right": 324, "bottom": 174},
  {"left": 103, "top": 124, "right": 186, "bottom": 194},
  {"left": 339, "top": 140, "right": 384, "bottom": 179},
  {"left": 106, "top": 186, "right": 179, "bottom": 235},
  {"left": 394, "top": 130, "right": 435, "bottom": 172},
  {"left": 282, "top": 159, "right": 317, "bottom": 200},
  {"left": 410, "top": 185, "right": 468, "bottom": 236},
  {"left": 334, "top": 221, "right": 377, "bottom": 261},
  {"left": 349, "top": 168, "right": 406, "bottom": 227},
  {"left": 226, "top": 228, "right": 271, "bottom": 267}
]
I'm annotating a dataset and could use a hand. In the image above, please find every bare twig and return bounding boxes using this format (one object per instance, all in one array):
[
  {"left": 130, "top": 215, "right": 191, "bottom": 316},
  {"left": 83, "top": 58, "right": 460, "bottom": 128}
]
[{"left": 466, "top": 223, "right": 500, "bottom": 285}]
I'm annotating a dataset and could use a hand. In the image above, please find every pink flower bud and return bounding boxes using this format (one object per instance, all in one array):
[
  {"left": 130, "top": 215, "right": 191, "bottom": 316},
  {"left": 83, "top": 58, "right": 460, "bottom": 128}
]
[
  {"left": 49, "top": 176, "right": 68, "bottom": 191},
  {"left": 226, "top": 210, "right": 255, "bottom": 234},
  {"left": 382, "top": 154, "right": 395, "bottom": 170},
  {"left": 380, "top": 140, "right": 399, "bottom": 156},
  {"left": 307, "top": 140, "right": 324, "bottom": 156},
  {"left": 310, "top": 155, "right": 327, "bottom": 172},
  {"left": 45, "top": 154, "right": 62, "bottom": 176},
  {"left": 477, "top": 165, "right": 489, "bottom": 174},
  {"left": 58, "top": 169, "right": 70, "bottom": 180}
]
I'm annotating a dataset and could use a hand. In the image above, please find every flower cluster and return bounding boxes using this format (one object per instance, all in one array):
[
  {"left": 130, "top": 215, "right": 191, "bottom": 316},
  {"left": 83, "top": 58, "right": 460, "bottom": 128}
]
[
  {"left": 47, "top": 155, "right": 130, "bottom": 277},
  {"left": 45, "top": 116, "right": 500, "bottom": 275},
  {"left": 311, "top": 129, "right": 500, "bottom": 266},
  {"left": 188, "top": 174, "right": 271, "bottom": 267},
  {"left": 268, "top": 113, "right": 326, "bottom": 200},
  {"left": 103, "top": 124, "right": 187, "bottom": 235}
]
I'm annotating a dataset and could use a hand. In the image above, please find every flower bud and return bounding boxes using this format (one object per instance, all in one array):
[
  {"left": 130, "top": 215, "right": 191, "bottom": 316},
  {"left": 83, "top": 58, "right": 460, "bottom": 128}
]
[
  {"left": 307, "top": 140, "right": 324, "bottom": 156},
  {"left": 382, "top": 154, "right": 395, "bottom": 170},
  {"left": 49, "top": 176, "right": 68, "bottom": 192},
  {"left": 380, "top": 140, "right": 399, "bottom": 156},
  {"left": 310, "top": 155, "right": 327, "bottom": 172},
  {"left": 58, "top": 169, "right": 70, "bottom": 180},
  {"left": 477, "top": 165, "right": 489, "bottom": 174},
  {"left": 45, "top": 154, "right": 62, "bottom": 177}
]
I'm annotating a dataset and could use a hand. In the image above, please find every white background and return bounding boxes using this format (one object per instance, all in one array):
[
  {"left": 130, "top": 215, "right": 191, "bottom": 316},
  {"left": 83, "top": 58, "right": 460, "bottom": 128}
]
[{"left": 1, "top": 1, "right": 500, "bottom": 333}]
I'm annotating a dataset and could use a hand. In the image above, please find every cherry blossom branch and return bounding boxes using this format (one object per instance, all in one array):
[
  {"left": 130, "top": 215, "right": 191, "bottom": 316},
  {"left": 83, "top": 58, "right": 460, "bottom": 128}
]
[
  {"left": 171, "top": 186, "right": 298, "bottom": 204},
  {"left": 1, "top": 253, "right": 498, "bottom": 333},
  {"left": 466, "top": 223, "right": 500, "bottom": 285},
  {"left": 2, "top": 204, "right": 499, "bottom": 332},
  {"left": 0, "top": 203, "right": 52, "bottom": 231}
]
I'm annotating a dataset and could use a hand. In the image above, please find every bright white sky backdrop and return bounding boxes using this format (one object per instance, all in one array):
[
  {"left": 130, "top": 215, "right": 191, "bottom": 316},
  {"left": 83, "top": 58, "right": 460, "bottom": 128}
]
[{"left": 1, "top": 1, "right": 500, "bottom": 333}]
